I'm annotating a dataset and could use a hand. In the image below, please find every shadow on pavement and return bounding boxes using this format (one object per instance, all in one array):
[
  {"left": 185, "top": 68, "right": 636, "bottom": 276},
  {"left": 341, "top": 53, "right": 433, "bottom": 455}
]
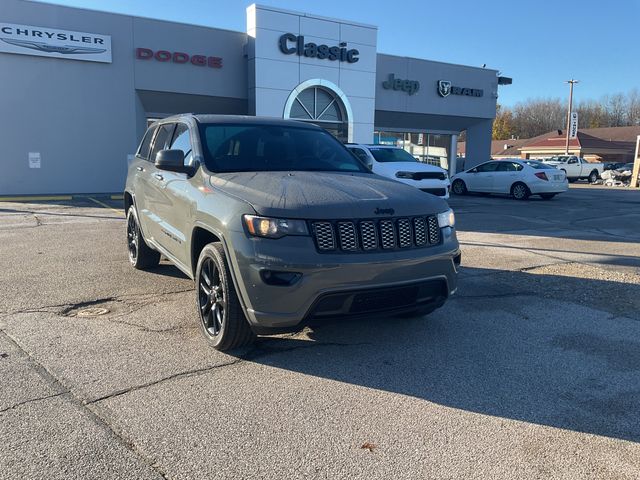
[{"left": 236, "top": 266, "right": 640, "bottom": 444}]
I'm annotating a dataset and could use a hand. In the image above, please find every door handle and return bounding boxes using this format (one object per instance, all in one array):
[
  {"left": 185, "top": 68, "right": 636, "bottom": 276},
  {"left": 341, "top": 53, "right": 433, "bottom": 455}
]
[
  {"left": 153, "top": 173, "right": 164, "bottom": 181},
  {"left": 136, "top": 166, "right": 144, "bottom": 172}
]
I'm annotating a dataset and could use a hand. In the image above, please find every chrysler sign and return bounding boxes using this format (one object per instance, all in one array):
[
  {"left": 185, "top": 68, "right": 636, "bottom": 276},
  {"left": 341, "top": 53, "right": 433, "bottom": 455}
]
[{"left": 0, "top": 22, "right": 111, "bottom": 63}]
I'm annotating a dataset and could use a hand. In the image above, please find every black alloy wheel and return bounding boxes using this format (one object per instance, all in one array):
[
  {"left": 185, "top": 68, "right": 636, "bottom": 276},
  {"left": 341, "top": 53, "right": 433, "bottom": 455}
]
[
  {"left": 127, "top": 212, "right": 139, "bottom": 264},
  {"left": 195, "top": 243, "right": 255, "bottom": 350},
  {"left": 126, "top": 206, "right": 160, "bottom": 269},
  {"left": 198, "top": 257, "right": 225, "bottom": 337}
]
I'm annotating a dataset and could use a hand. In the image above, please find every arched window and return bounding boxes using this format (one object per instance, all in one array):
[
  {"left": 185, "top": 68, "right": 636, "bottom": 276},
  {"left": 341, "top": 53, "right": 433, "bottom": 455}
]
[{"left": 288, "top": 86, "right": 348, "bottom": 142}]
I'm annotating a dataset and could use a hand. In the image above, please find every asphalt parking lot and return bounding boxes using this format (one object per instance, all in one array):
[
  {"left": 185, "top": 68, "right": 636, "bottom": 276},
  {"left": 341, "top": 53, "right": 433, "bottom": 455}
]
[{"left": 1, "top": 185, "right": 639, "bottom": 480}]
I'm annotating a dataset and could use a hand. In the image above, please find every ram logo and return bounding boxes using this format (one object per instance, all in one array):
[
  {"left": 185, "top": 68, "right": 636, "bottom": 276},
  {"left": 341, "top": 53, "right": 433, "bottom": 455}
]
[{"left": 437, "top": 80, "right": 452, "bottom": 97}]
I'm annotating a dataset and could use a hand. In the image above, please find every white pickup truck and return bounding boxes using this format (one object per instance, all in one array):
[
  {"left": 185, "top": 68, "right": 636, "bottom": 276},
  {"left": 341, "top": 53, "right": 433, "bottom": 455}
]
[{"left": 543, "top": 156, "right": 604, "bottom": 183}]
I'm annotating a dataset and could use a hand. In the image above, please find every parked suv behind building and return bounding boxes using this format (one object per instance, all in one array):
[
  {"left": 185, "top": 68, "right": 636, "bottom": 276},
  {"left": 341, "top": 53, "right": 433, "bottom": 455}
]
[{"left": 125, "top": 115, "right": 460, "bottom": 350}]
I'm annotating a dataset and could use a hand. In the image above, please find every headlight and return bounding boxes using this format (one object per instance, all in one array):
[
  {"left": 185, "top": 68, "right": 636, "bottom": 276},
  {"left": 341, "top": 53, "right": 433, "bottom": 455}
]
[
  {"left": 437, "top": 209, "right": 455, "bottom": 228},
  {"left": 395, "top": 171, "right": 415, "bottom": 179},
  {"left": 243, "top": 215, "right": 309, "bottom": 239}
]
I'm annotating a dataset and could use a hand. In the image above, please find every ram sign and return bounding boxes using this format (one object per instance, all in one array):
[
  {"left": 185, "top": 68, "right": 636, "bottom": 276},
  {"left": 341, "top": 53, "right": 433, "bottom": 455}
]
[{"left": 0, "top": 22, "right": 112, "bottom": 63}]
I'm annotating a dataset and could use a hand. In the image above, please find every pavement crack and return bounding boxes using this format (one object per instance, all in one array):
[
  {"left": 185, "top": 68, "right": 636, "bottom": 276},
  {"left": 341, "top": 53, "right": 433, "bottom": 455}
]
[
  {"left": 0, "top": 391, "right": 68, "bottom": 414},
  {"left": 0, "top": 330, "right": 169, "bottom": 479},
  {"left": 86, "top": 358, "right": 244, "bottom": 405},
  {"left": 87, "top": 340, "right": 369, "bottom": 405}
]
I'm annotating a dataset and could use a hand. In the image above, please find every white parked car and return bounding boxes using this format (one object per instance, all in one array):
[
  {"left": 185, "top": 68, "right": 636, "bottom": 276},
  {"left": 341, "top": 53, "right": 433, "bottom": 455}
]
[
  {"left": 451, "top": 159, "right": 568, "bottom": 200},
  {"left": 346, "top": 144, "right": 451, "bottom": 199},
  {"left": 543, "top": 155, "right": 604, "bottom": 183}
]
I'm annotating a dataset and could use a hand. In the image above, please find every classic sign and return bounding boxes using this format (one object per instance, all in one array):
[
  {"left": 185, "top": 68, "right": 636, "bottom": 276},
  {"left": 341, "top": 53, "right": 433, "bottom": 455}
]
[
  {"left": 0, "top": 22, "right": 111, "bottom": 63},
  {"left": 437, "top": 80, "right": 483, "bottom": 98},
  {"left": 136, "top": 48, "right": 222, "bottom": 68},
  {"left": 382, "top": 73, "right": 420, "bottom": 95},
  {"left": 278, "top": 33, "right": 359, "bottom": 63}
]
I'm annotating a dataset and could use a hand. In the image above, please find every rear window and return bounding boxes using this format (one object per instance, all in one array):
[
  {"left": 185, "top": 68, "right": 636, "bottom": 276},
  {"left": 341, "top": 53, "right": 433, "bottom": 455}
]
[
  {"left": 369, "top": 148, "right": 418, "bottom": 163},
  {"left": 524, "top": 160, "right": 556, "bottom": 170},
  {"left": 199, "top": 124, "right": 368, "bottom": 173}
]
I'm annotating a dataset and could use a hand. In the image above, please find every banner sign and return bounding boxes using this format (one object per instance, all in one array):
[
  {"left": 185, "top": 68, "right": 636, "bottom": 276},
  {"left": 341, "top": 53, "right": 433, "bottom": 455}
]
[
  {"left": 0, "top": 22, "right": 112, "bottom": 63},
  {"left": 569, "top": 112, "right": 579, "bottom": 139}
]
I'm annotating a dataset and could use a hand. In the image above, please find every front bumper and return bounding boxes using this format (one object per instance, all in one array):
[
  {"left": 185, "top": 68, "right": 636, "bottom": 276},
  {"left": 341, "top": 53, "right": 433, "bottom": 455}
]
[
  {"left": 394, "top": 178, "right": 451, "bottom": 199},
  {"left": 225, "top": 227, "right": 460, "bottom": 332}
]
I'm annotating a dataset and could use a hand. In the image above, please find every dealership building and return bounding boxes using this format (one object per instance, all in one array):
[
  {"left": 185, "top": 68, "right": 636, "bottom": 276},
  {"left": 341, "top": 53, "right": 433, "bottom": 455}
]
[{"left": 1, "top": 0, "right": 507, "bottom": 195}]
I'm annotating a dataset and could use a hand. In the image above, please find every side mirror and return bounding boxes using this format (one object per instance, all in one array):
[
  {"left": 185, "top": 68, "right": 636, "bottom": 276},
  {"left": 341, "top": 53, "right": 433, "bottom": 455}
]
[{"left": 155, "top": 149, "right": 193, "bottom": 174}]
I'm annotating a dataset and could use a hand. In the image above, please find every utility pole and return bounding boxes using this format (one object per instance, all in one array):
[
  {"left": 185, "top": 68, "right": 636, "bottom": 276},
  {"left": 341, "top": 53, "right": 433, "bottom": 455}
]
[{"left": 565, "top": 79, "right": 579, "bottom": 154}]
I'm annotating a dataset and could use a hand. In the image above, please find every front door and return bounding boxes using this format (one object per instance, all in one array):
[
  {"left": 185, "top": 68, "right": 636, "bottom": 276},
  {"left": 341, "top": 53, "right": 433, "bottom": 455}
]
[
  {"left": 150, "top": 123, "right": 196, "bottom": 267},
  {"left": 468, "top": 161, "right": 499, "bottom": 192}
]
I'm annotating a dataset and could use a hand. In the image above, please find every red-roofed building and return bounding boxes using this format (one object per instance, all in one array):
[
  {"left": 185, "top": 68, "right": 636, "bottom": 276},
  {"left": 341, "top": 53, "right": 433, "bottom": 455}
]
[{"left": 458, "top": 126, "right": 640, "bottom": 163}]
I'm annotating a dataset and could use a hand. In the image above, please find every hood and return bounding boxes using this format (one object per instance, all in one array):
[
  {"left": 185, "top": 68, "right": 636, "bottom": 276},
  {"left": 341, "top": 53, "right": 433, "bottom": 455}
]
[
  {"left": 374, "top": 162, "right": 447, "bottom": 174},
  {"left": 210, "top": 171, "right": 448, "bottom": 219}
]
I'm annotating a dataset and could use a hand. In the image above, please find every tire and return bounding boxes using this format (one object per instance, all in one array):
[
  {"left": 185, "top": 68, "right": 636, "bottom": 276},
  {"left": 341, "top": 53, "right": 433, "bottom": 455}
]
[
  {"left": 540, "top": 193, "right": 556, "bottom": 200},
  {"left": 126, "top": 206, "right": 160, "bottom": 269},
  {"left": 451, "top": 179, "right": 467, "bottom": 195},
  {"left": 511, "top": 182, "right": 530, "bottom": 200},
  {"left": 588, "top": 170, "right": 599, "bottom": 183},
  {"left": 195, "top": 242, "right": 256, "bottom": 351}
]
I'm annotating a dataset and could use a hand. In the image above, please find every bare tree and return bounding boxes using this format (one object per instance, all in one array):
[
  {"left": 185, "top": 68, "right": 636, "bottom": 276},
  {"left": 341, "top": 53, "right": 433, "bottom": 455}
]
[{"left": 493, "top": 89, "right": 640, "bottom": 140}]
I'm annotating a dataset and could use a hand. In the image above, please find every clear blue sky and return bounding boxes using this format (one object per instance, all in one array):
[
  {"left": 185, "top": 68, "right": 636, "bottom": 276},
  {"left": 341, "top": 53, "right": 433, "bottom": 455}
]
[{"left": 42, "top": 0, "right": 639, "bottom": 106}]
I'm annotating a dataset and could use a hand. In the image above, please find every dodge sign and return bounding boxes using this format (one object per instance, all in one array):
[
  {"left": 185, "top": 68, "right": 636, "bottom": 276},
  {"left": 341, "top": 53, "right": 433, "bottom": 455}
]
[{"left": 0, "top": 22, "right": 112, "bottom": 63}]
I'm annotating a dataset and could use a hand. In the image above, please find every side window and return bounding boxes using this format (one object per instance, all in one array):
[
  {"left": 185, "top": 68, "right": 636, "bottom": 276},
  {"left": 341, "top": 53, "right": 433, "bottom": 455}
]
[
  {"left": 496, "top": 162, "right": 522, "bottom": 172},
  {"left": 170, "top": 124, "right": 194, "bottom": 166},
  {"left": 477, "top": 162, "right": 499, "bottom": 173},
  {"left": 137, "top": 126, "right": 156, "bottom": 160},
  {"left": 349, "top": 148, "right": 370, "bottom": 163},
  {"left": 149, "top": 124, "right": 175, "bottom": 163}
]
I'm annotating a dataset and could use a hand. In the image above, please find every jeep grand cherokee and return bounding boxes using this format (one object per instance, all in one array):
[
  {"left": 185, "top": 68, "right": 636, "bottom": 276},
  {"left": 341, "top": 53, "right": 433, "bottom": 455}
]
[{"left": 125, "top": 115, "right": 460, "bottom": 351}]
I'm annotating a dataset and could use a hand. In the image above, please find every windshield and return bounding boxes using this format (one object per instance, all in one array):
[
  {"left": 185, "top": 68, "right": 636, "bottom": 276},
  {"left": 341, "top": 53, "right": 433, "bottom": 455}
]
[
  {"left": 524, "top": 160, "right": 556, "bottom": 170},
  {"left": 369, "top": 148, "right": 418, "bottom": 163},
  {"left": 198, "top": 124, "right": 368, "bottom": 173}
]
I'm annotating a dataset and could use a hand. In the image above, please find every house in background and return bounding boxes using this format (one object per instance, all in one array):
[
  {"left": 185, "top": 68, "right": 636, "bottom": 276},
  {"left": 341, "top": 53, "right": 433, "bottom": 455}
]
[{"left": 458, "top": 126, "right": 640, "bottom": 164}]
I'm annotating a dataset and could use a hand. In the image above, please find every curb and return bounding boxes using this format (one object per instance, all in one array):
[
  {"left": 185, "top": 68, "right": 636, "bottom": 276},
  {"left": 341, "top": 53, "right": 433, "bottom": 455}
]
[{"left": 0, "top": 194, "right": 124, "bottom": 202}]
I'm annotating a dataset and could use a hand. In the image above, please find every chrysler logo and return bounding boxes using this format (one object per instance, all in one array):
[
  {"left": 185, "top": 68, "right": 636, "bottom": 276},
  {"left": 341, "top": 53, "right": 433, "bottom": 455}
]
[
  {"left": 0, "top": 38, "right": 106, "bottom": 55},
  {"left": 438, "top": 80, "right": 452, "bottom": 97}
]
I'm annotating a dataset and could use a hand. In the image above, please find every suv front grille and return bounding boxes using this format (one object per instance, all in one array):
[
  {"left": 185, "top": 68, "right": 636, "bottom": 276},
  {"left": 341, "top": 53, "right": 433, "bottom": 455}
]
[{"left": 311, "top": 215, "right": 441, "bottom": 253}]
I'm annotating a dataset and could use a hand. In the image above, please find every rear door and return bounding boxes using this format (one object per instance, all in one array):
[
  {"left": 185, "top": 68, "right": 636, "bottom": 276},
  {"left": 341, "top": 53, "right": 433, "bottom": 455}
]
[
  {"left": 132, "top": 125, "right": 157, "bottom": 237},
  {"left": 140, "top": 123, "right": 175, "bottom": 245},
  {"left": 494, "top": 161, "right": 523, "bottom": 193}
]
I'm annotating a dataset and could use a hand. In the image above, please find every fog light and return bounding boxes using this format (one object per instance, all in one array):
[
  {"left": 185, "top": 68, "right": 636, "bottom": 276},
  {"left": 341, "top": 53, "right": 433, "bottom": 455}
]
[{"left": 260, "top": 270, "right": 302, "bottom": 286}]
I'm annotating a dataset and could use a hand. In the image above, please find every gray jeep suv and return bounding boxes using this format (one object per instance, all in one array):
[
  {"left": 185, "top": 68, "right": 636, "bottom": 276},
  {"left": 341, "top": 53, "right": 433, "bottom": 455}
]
[{"left": 125, "top": 115, "right": 460, "bottom": 351}]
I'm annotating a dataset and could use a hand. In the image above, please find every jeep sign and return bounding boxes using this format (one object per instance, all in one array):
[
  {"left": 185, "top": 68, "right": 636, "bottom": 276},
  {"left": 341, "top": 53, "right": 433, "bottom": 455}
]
[
  {"left": 0, "top": 22, "right": 111, "bottom": 63},
  {"left": 382, "top": 74, "right": 420, "bottom": 95}
]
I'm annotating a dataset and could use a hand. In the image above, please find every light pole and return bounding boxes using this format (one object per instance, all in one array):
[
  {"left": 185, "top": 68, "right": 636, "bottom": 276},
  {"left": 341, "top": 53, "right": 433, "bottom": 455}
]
[{"left": 565, "top": 79, "right": 579, "bottom": 154}]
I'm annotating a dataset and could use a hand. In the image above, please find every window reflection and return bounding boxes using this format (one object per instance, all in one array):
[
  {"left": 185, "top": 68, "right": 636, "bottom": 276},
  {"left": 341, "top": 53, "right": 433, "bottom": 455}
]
[{"left": 373, "top": 131, "right": 452, "bottom": 169}]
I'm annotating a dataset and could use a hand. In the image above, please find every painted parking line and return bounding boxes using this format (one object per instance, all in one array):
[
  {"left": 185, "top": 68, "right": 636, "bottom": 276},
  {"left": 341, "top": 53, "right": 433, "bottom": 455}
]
[
  {"left": 86, "top": 196, "right": 125, "bottom": 217},
  {"left": 0, "top": 195, "right": 73, "bottom": 202}
]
